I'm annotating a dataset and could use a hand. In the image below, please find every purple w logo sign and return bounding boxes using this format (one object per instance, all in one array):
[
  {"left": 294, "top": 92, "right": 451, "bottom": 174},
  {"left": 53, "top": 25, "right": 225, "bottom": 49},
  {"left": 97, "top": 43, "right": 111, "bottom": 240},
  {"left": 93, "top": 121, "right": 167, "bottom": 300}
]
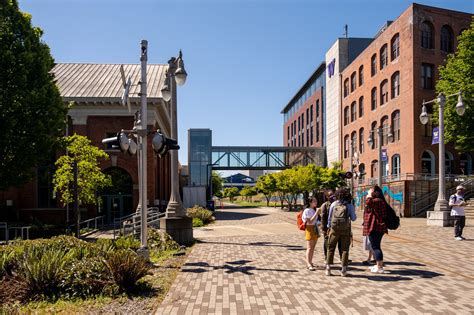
[{"left": 327, "top": 59, "right": 336, "bottom": 78}]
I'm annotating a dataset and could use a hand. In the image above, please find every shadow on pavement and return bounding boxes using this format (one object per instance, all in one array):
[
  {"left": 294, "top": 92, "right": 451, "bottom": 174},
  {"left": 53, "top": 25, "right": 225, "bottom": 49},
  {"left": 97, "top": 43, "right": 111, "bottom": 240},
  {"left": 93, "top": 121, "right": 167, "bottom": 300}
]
[
  {"left": 200, "top": 240, "right": 305, "bottom": 251},
  {"left": 214, "top": 211, "right": 268, "bottom": 221},
  {"left": 182, "top": 260, "right": 298, "bottom": 275}
]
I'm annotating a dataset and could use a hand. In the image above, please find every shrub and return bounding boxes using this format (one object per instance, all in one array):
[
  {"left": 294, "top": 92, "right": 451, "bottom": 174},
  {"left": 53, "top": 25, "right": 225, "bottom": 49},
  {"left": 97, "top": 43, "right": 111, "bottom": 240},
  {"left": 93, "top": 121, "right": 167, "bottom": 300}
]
[
  {"left": 186, "top": 205, "right": 214, "bottom": 224},
  {"left": 115, "top": 235, "right": 141, "bottom": 251},
  {"left": 104, "top": 250, "right": 150, "bottom": 293},
  {"left": 192, "top": 217, "right": 204, "bottom": 227},
  {"left": 18, "top": 245, "right": 73, "bottom": 298},
  {"left": 147, "top": 228, "right": 180, "bottom": 252}
]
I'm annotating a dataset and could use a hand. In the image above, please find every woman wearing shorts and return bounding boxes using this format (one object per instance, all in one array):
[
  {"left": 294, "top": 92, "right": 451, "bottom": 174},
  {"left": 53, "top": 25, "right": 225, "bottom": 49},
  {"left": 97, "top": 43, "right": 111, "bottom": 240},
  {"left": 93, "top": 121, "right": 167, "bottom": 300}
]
[{"left": 302, "top": 197, "right": 321, "bottom": 271}]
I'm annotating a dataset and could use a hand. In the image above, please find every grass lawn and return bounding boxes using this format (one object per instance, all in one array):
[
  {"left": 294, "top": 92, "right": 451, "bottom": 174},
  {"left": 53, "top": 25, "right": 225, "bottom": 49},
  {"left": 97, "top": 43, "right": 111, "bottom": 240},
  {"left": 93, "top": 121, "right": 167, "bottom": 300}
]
[{"left": 1, "top": 247, "right": 192, "bottom": 314}]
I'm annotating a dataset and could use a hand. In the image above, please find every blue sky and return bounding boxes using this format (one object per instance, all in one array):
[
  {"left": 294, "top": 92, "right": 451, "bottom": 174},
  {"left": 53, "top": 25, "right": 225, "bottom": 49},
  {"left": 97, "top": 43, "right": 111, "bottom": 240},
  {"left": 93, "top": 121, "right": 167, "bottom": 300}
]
[{"left": 19, "top": 0, "right": 473, "bottom": 166}]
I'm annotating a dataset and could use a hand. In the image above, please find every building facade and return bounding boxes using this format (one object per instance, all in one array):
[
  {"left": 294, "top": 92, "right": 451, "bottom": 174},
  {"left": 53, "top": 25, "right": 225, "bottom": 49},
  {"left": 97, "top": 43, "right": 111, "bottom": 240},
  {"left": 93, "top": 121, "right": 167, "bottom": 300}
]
[
  {"left": 0, "top": 63, "right": 173, "bottom": 224},
  {"left": 339, "top": 4, "right": 472, "bottom": 216}
]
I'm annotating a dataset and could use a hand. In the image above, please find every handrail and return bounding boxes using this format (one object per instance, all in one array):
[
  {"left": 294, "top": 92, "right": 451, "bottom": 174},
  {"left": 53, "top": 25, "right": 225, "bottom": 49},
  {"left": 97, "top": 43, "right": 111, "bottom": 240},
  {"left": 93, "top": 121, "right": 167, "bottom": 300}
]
[
  {"left": 71, "top": 215, "right": 105, "bottom": 235},
  {"left": 121, "top": 208, "right": 164, "bottom": 237},
  {"left": 356, "top": 173, "right": 474, "bottom": 186}
]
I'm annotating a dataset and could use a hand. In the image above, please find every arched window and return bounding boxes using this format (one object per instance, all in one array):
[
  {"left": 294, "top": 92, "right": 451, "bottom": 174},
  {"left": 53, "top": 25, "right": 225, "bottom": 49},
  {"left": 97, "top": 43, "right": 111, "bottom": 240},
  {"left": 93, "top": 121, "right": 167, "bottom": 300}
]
[
  {"left": 421, "top": 21, "right": 434, "bottom": 49},
  {"left": 391, "top": 71, "right": 400, "bottom": 98},
  {"left": 359, "top": 128, "right": 364, "bottom": 154},
  {"left": 351, "top": 102, "right": 357, "bottom": 122},
  {"left": 392, "top": 110, "right": 400, "bottom": 141},
  {"left": 392, "top": 154, "right": 401, "bottom": 177},
  {"left": 359, "top": 65, "right": 364, "bottom": 86},
  {"left": 351, "top": 131, "right": 357, "bottom": 156},
  {"left": 370, "top": 121, "right": 378, "bottom": 149},
  {"left": 358, "top": 96, "right": 364, "bottom": 118},
  {"left": 460, "top": 153, "right": 472, "bottom": 175},
  {"left": 371, "top": 87, "right": 377, "bottom": 110},
  {"left": 445, "top": 151, "right": 454, "bottom": 174},
  {"left": 344, "top": 106, "right": 349, "bottom": 126},
  {"left": 344, "top": 78, "right": 349, "bottom": 97},
  {"left": 371, "top": 54, "right": 377, "bottom": 76},
  {"left": 380, "top": 80, "right": 388, "bottom": 105},
  {"left": 381, "top": 115, "right": 390, "bottom": 145},
  {"left": 351, "top": 72, "right": 357, "bottom": 92},
  {"left": 359, "top": 163, "right": 366, "bottom": 179},
  {"left": 371, "top": 160, "right": 379, "bottom": 178},
  {"left": 380, "top": 44, "right": 388, "bottom": 70},
  {"left": 440, "top": 25, "right": 454, "bottom": 53},
  {"left": 391, "top": 33, "right": 400, "bottom": 60},
  {"left": 344, "top": 135, "right": 349, "bottom": 159},
  {"left": 422, "top": 150, "right": 435, "bottom": 176}
]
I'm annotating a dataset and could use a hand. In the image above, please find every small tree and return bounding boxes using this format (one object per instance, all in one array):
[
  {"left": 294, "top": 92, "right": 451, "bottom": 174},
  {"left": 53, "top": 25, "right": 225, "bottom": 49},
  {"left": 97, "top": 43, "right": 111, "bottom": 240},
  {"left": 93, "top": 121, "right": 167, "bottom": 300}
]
[
  {"left": 223, "top": 187, "right": 239, "bottom": 203},
  {"left": 255, "top": 174, "right": 277, "bottom": 206},
  {"left": 53, "top": 134, "right": 112, "bottom": 206},
  {"left": 211, "top": 171, "right": 224, "bottom": 198},
  {"left": 436, "top": 22, "right": 474, "bottom": 151},
  {"left": 240, "top": 186, "right": 257, "bottom": 202}
]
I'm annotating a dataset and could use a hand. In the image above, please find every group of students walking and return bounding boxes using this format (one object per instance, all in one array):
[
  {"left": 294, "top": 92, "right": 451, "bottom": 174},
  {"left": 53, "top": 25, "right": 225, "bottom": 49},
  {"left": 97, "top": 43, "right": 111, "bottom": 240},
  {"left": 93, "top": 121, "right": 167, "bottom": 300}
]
[{"left": 301, "top": 185, "right": 391, "bottom": 276}]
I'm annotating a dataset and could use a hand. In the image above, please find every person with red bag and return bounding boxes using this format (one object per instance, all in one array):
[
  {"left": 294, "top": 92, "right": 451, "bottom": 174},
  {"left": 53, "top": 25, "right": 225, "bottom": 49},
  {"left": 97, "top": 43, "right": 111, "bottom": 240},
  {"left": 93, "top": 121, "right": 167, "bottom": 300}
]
[{"left": 301, "top": 197, "right": 321, "bottom": 271}]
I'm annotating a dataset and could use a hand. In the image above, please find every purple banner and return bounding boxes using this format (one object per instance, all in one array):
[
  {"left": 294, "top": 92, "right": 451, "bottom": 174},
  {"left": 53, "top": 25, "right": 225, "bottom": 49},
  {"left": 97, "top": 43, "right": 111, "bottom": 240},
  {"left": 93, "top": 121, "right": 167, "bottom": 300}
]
[
  {"left": 381, "top": 149, "right": 388, "bottom": 162},
  {"left": 432, "top": 127, "right": 439, "bottom": 145}
]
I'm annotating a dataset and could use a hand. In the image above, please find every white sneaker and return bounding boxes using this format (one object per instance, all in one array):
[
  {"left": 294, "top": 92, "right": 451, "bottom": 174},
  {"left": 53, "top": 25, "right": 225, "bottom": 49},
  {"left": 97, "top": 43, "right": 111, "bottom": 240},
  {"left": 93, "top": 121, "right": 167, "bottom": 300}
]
[
  {"left": 455, "top": 236, "right": 463, "bottom": 241},
  {"left": 341, "top": 267, "right": 347, "bottom": 277},
  {"left": 370, "top": 266, "right": 385, "bottom": 274},
  {"left": 325, "top": 266, "right": 331, "bottom": 276}
]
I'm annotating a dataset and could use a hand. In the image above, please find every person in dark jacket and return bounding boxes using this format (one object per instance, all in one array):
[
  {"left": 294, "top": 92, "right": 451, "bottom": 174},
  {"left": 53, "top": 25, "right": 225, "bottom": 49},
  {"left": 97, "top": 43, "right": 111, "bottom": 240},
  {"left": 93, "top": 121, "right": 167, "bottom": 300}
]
[
  {"left": 320, "top": 189, "right": 341, "bottom": 260},
  {"left": 363, "top": 185, "right": 388, "bottom": 274}
]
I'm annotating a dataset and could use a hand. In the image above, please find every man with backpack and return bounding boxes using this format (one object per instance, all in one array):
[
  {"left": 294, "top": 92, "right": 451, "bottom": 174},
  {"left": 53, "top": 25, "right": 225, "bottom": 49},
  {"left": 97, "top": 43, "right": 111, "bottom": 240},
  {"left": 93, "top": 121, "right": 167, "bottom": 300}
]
[
  {"left": 325, "top": 188, "right": 357, "bottom": 277},
  {"left": 449, "top": 185, "right": 467, "bottom": 241},
  {"left": 320, "top": 189, "right": 341, "bottom": 261}
]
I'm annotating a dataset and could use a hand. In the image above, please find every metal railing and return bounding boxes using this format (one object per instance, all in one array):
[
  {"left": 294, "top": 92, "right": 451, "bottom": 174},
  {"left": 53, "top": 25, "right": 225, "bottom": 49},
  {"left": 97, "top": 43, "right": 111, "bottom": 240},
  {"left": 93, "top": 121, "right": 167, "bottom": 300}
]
[
  {"left": 0, "top": 222, "right": 31, "bottom": 244},
  {"left": 411, "top": 178, "right": 474, "bottom": 217},
  {"left": 119, "top": 207, "right": 165, "bottom": 238},
  {"left": 356, "top": 173, "right": 473, "bottom": 186},
  {"left": 74, "top": 215, "right": 105, "bottom": 235}
]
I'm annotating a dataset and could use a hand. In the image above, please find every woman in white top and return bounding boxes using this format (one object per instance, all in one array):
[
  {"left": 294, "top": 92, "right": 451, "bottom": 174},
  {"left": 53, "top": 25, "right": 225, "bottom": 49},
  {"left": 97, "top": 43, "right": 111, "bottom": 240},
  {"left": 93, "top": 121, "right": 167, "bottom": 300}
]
[{"left": 302, "top": 197, "right": 321, "bottom": 271}]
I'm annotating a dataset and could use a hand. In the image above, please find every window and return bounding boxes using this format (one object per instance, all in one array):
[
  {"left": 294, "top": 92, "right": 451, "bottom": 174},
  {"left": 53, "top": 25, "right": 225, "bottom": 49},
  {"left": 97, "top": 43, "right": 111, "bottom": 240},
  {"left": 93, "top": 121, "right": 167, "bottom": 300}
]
[
  {"left": 380, "top": 44, "right": 388, "bottom": 70},
  {"left": 421, "top": 21, "right": 434, "bottom": 49},
  {"left": 440, "top": 25, "right": 454, "bottom": 53},
  {"left": 359, "top": 65, "right": 364, "bottom": 86},
  {"left": 287, "top": 126, "right": 290, "bottom": 145},
  {"left": 306, "top": 108, "right": 309, "bottom": 125},
  {"left": 37, "top": 164, "right": 55, "bottom": 208},
  {"left": 422, "top": 150, "right": 435, "bottom": 175},
  {"left": 380, "top": 80, "right": 388, "bottom": 105},
  {"left": 359, "top": 128, "right": 364, "bottom": 154},
  {"left": 350, "top": 72, "right": 356, "bottom": 92},
  {"left": 391, "top": 71, "right": 400, "bottom": 98},
  {"left": 371, "top": 121, "right": 378, "bottom": 149},
  {"left": 344, "top": 135, "right": 349, "bottom": 159},
  {"left": 371, "top": 54, "right": 377, "bottom": 76},
  {"left": 371, "top": 87, "right": 377, "bottom": 110},
  {"left": 351, "top": 102, "right": 357, "bottom": 122},
  {"left": 391, "top": 33, "right": 400, "bottom": 60},
  {"left": 359, "top": 163, "right": 366, "bottom": 179},
  {"left": 421, "top": 63, "right": 434, "bottom": 89},
  {"left": 445, "top": 152, "right": 454, "bottom": 174},
  {"left": 371, "top": 160, "right": 379, "bottom": 178},
  {"left": 316, "top": 101, "right": 320, "bottom": 143},
  {"left": 344, "top": 78, "right": 349, "bottom": 97},
  {"left": 392, "top": 154, "right": 401, "bottom": 177},
  {"left": 381, "top": 116, "right": 390, "bottom": 145},
  {"left": 298, "top": 116, "right": 300, "bottom": 132},
  {"left": 359, "top": 96, "right": 364, "bottom": 118},
  {"left": 351, "top": 131, "right": 357, "bottom": 156},
  {"left": 392, "top": 110, "right": 400, "bottom": 141},
  {"left": 344, "top": 106, "right": 349, "bottom": 126}
]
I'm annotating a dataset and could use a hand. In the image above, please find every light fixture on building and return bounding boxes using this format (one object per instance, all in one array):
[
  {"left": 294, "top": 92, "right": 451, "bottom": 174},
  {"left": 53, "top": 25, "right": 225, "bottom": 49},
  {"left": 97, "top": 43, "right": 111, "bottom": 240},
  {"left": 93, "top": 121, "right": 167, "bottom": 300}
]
[
  {"left": 161, "top": 72, "right": 171, "bottom": 102},
  {"left": 102, "top": 131, "right": 130, "bottom": 151},
  {"left": 419, "top": 104, "right": 429, "bottom": 125},
  {"left": 152, "top": 130, "right": 180, "bottom": 157}
]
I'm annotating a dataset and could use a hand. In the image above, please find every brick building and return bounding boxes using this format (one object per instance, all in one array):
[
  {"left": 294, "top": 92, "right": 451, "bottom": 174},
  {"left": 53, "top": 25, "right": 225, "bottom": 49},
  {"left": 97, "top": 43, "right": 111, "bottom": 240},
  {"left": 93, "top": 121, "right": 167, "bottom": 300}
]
[
  {"left": 0, "top": 63, "right": 173, "bottom": 224},
  {"left": 339, "top": 4, "right": 472, "bottom": 215}
]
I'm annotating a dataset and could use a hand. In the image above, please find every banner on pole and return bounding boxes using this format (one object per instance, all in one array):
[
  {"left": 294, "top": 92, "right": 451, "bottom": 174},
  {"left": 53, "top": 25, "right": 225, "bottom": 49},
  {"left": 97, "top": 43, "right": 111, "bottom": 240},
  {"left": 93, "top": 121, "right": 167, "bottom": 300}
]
[
  {"left": 432, "top": 127, "right": 439, "bottom": 145},
  {"left": 381, "top": 149, "right": 388, "bottom": 162}
]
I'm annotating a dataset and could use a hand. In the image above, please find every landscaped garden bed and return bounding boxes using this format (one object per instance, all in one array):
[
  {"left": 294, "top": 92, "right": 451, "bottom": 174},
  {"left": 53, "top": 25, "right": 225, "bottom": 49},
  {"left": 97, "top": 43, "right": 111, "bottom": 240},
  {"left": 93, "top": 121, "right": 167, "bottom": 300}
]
[{"left": 0, "top": 228, "right": 191, "bottom": 313}]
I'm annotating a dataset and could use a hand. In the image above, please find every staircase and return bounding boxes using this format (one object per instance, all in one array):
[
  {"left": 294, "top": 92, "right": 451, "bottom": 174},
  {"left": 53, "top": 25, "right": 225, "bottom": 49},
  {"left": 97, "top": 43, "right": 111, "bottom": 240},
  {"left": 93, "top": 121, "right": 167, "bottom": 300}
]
[
  {"left": 118, "top": 207, "right": 164, "bottom": 237},
  {"left": 464, "top": 199, "right": 474, "bottom": 224}
]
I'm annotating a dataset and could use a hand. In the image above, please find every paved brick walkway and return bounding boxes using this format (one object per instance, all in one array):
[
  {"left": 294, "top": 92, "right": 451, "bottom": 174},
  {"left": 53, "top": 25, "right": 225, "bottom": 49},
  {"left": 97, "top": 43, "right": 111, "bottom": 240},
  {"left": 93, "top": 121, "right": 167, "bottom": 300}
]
[{"left": 157, "top": 206, "right": 474, "bottom": 314}]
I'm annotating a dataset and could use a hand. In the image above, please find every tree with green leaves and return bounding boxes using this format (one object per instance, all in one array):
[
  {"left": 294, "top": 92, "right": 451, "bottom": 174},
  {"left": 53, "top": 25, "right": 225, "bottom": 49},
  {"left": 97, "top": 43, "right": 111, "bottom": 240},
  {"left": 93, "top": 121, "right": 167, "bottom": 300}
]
[
  {"left": 255, "top": 174, "right": 277, "bottom": 206},
  {"left": 223, "top": 187, "right": 239, "bottom": 203},
  {"left": 53, "top": 134, "right": 112, "bottom": 207},
  {"left": 0, "top": 0, "right": 67, "bottom": 190},
  {"left": 211, "top": 171, "right": 224, "bottom": 198},
  {"left": 436, "top": 22, "right": 474, "bottom": 152},
  {"left": 240, "top": 185, "right": 257, "bottom": 202}
]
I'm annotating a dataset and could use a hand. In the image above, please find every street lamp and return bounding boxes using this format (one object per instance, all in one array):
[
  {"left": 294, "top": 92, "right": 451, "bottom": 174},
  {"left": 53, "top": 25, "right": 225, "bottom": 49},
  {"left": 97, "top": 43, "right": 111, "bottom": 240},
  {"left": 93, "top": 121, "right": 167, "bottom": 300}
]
[
  {"left": 367, "top": 125, "right": 393, "bottom": 186},
  {"left": 420, "top": 91, "right": 464, "bottom": 226},
  {"left": 160, "top": 50, "right": 193, "bottom": 244}
]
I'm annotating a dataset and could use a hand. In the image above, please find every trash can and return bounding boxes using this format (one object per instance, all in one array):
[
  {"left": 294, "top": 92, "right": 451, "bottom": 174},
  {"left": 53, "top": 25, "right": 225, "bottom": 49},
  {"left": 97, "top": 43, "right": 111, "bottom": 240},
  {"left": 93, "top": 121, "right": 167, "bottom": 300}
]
[{"left": 206, "top": 200, "right": 215, "bottom": 211}]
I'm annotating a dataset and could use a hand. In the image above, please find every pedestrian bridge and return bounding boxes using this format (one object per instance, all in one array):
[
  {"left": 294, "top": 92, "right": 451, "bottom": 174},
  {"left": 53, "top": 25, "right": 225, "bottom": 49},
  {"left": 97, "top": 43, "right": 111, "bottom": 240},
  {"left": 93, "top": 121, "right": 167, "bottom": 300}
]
[{"left": 211, "top": 146, "right": 325, "bottom": 170}]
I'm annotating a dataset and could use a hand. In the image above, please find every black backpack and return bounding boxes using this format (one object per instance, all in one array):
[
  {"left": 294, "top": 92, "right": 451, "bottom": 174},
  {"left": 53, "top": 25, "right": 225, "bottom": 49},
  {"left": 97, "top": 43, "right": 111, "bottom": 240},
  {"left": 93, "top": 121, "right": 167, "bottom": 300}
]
[{"left": 385, "top": 203, "right": 400, "bottom": 230}]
